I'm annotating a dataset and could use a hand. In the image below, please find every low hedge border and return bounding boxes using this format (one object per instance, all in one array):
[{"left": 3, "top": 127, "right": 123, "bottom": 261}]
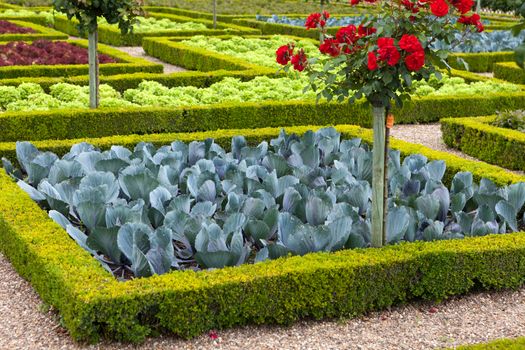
[
  {"left": 0, "top": 39, "right": 163, "bottom": 79},
  {"left": 143, "top": 6, "right": 367, "bottom": 23},
  {"left": 1, "top": 124, "right": 525, "bottom": 344},
  {"left": 52, "top": 13, "right": 260, "bottom": 46},
  {"left": 441, "top": 115, "right": 525, "bottom": 171},
  {"left": 454, "top": 337, "right": 525, "bottom": 350},
  {"left": 0, "top": 13, "right": 50, "bottom": 26},
  {"left": 0, "top": 19, "right": 66, "bottom": 40},
  {"left": 447, "top": 51, "right": 516, "bottom": 73},
  {"left": 493, "top": 62, "right": 525, "bottom": 84},
  {"left": 2, "top": 91, "right": 525, "bottom": 142}
]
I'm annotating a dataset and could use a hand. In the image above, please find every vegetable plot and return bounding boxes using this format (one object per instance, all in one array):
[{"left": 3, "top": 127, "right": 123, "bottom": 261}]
[
  {"left": 0, "top": 40, "right": 117, "bottom": 66},
  {"left": 0, "top": 76, "right": 520, "bottom": 112},
  {"left": 99, "top": 16, "right": 207, "bottom": 33},
  {"left": 4, "top": 128, "right": 525, "bottom": 278},
  {"left": 180, "top": 35, "right": 320, "bottom": 68},
  {"left": 0, "top": 20, "right": 35, "bottom": 34}
]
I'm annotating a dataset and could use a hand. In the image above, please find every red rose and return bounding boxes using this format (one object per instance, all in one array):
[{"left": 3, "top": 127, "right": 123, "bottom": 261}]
[
  {"left": 336, "top": 25, "right": 358, "bottom": 44},
  {"left": 358, "top": 24, "right": 377, "bottom": 37},
  {"left": 450, "top": 0, "right": 474, "bottom": 14},
  {"left": 398, "top": 34, "right": 423, "bottom": 53},
  {"left": 430, "top": 0, "right": 449, "bottom": 17},
  {"left": 401, "top": 0, "right": 420, "bottom": 13},
  {"left": 404, "top": 50, "right": 425, "bottom": 71},
  {"left": 377, "top": 37, "right": 400, "bottom": 66},
  {"left": 305, "top": 12, "right": 327, "bottom": 30},
  {"left": 291, "top": 49, "right": 308, "bottom": 71},
  {"left": 458, "top": 13, "right": 484, "bottom": 32},
  {"left": 319, "top": 38, "right": 341, "bottom": 57},
  {"left": 367, "top": 51, "right": 378, "bottom": 70},
  {"left": 475, "top": 21, "right": 484, "bottom": 32},
  {"left": 276, "top": 44, "right": 294, "bottom": 65},
  {"left": 350, "top": 0, "right": 361, "bottom": 5}
]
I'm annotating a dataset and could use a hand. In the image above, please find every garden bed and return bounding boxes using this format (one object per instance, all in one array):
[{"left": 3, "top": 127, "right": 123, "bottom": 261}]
[
  {"left": 0, "top": 20, "right": 66, "bottom": 41},
  {"left": 1, "top": 124, "right": 525, "bottom": 343},
  {"left": 441, "top": 115, "right": 525, "bottom": 171},
  {"left": 53, "top": 13, "right": 260, "bottom": 46},
  {"left": 0, "top": 39, "right": 163, "bottom": 79}
]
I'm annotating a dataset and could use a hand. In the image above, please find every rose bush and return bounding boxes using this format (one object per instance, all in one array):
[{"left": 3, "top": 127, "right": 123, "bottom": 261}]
[{"left": 276, "top": 0, "right": 484, "bottom": 246}]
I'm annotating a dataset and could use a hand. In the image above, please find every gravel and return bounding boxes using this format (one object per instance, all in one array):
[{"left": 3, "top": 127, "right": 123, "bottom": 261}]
[
  {"left": 112, "top": 46, "right": 187, "bottom": 74},
  {"left": 1, "top": 249, "right": 525, "bottom": 350},
  {"left": 390, "top": 123, "right": 523, "bottom": 175}
]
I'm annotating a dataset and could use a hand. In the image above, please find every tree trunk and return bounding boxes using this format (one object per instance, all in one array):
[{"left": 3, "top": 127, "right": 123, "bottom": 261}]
[
  {"left": 213, "top": 0, "right": 217, "bottom": 29},
  {"left": 371, "top": 106, "right": 386, "bottom": 247},
  {"left": 88, "top": 26, "right": 99, "bottom": 109}
]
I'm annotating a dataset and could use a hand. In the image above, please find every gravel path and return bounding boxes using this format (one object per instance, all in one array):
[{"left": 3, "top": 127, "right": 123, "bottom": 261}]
[
  {"left": 1, "top": 249, "right": 525, "bottom": 350},
  {"left": 114, "top": 46, "right": 187, "bottom": 74},
  {"left": 390, "top": 123, "right": 523, "bottom": 175}
]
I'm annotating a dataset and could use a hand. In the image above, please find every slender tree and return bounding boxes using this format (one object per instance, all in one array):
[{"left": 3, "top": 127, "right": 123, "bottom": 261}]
[{"left": 52, "top": 0, "right": 144, "bottom": 108}]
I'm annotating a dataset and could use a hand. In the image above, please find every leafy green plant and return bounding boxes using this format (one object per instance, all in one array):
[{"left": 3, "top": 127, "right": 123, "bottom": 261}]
[
  {"left": 0, "top": 76, "right": 519, "bottom": 113},
  {"left": 99, "top": 16, "right": 207, "bottom": 33},
  {"left": 491, "top": 109, "right": 525, "bottom": 131},
  {"left": 4, "top": 128, "right": 525, "bottom": 279}
]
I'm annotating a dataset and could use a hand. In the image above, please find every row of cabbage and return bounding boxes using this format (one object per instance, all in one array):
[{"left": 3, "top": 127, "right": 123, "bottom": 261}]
[
  {"left": 4, "top": 128, "right": 525, "bottom": 278},
  {"left": 0, "top": 75, "right": 520, "bottom": 112}
]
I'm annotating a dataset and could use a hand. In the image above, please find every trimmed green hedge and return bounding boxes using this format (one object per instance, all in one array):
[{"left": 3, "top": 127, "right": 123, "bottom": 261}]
[
  {"left": 2, "top": 91, "right": 525, "bottom": 142},
  {"left": 144, "top": 6, "right": 253, "bottom": 23},
  {"left": 493, "top": 62, "right": 525, "bottom": 84},
  {"left": 53, "top": 13, "right": 260, "bottom": 46},
  {"left": 447, "top": 51, "right": 516, "bottom": 73},
  {"left": 454, "top": 337, "right": 525, "bottom": 349},
  {"left": 0, "top": 39, "right": 163, "bottom": 79},
  {"left": 1, "top": 124, "right": 525, "bottom": 343},
  {"left": 441, "top": 115, "right": 525, "bottom": 171},
  {"left": 0, "top": 14, "right": 49, "bottom": 26},
  {"left": 0, "top": 19, "right": 66, "bottom": 40}
]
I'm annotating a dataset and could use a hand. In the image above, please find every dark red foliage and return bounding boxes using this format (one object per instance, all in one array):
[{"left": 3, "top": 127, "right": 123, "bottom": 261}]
[
  {"left": 0, "top": 40, "right": 118, "bottom": 66},
  {"left": 0, "top": 20, "right": 36, "bottom": 34}
]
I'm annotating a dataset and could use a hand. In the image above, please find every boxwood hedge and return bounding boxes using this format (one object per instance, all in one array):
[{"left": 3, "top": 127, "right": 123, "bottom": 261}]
[
  {"left": 494, "top": 62, "right": 525, "bottom": 84},
  {"left": 1, "top": 91, "right": 525, "bottom": 142},
  {"left": 441, "top": 115, "right": 525, "bottom": 171}
]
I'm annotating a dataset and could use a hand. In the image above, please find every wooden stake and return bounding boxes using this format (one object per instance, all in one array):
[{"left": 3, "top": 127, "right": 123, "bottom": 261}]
[
  {"left": 88, "top": 26, "right": 99, "bottom": 109},
  {"left": 371, "top": 105, "right": 386, "bottom": 247}
]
